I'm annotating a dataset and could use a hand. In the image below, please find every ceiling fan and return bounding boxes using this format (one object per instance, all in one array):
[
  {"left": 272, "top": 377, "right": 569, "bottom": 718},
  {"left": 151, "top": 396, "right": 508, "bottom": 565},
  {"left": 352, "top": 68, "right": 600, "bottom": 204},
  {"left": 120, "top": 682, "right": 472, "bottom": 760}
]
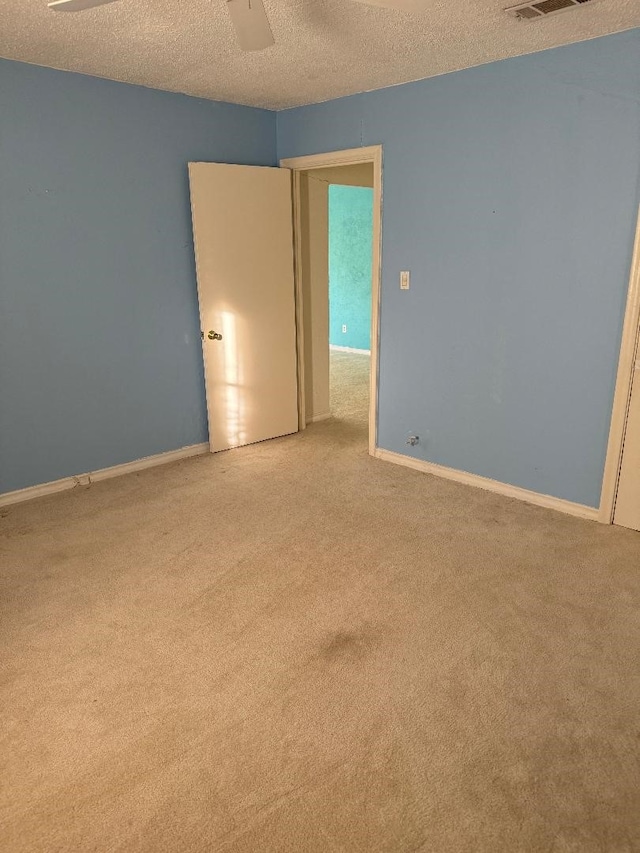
[{"left": 47, "top": 0, "right": 428, "bottom": 52}]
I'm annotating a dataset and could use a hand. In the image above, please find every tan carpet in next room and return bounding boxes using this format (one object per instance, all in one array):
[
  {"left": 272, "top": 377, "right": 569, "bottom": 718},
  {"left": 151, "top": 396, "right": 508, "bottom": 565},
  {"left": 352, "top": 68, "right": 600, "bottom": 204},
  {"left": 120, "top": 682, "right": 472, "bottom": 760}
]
[{"left": 1, "top": 351, "right": 640, "bottom": 852}]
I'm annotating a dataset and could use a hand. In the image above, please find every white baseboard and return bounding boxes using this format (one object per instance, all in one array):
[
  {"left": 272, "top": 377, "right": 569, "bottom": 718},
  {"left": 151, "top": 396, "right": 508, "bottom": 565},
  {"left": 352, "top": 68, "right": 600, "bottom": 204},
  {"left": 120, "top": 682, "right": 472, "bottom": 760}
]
[
  {"left": 374, "top": 448, "right": 599, "bottom": 522},
  {"left": 306, "top": 412, "right": 332, "bottom": 424},
  {"left": 330, "top": 345, "right": 371, "bottom": 355},
  {"left": 0, "top": 443, "right": 210, "bottom": 508}
]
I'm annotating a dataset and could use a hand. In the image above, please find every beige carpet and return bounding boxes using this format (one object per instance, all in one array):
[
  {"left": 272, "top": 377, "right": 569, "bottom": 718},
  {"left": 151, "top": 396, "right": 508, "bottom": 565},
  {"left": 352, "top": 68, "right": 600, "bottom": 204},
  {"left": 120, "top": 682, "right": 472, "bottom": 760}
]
[
  {"left": 2, "top": 352, "right": 640, "bottom": 852},
  {"left": 330, "top": 349, "right": 370, "bottom": 425}
]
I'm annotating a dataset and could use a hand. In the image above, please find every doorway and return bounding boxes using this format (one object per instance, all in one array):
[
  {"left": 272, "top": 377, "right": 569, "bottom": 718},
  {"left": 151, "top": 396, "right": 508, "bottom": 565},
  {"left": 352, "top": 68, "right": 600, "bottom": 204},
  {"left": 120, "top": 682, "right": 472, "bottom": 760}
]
[
  {"left": 280, "top": 147, "right": 382, "bottom": 456},
  {"left": 188, "top": 148, "right": 381, "bottom": 459},
  {"left": 328, "top": 181, "right": 374, "bottom": 436}
]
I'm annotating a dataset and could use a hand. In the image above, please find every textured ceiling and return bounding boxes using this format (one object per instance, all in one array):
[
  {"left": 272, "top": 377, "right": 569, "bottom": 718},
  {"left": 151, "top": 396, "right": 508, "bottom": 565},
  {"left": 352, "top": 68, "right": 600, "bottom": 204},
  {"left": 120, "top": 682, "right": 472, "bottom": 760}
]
[{"left": 0, "top": 0, "right": 638, "bottom": 109}]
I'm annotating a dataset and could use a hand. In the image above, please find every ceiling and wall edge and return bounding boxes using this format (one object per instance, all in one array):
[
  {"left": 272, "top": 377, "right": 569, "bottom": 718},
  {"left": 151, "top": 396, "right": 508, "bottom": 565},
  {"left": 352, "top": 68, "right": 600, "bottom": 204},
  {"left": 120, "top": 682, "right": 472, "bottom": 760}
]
[
  {"left": 1, "top": 23, "right": 639, "bottom": 111},
  {"left": 0, "top": 24, "right": 629, "bottom": 112},
  {"left": 1, "top": 0, "right": 638, "bottom": 109}
]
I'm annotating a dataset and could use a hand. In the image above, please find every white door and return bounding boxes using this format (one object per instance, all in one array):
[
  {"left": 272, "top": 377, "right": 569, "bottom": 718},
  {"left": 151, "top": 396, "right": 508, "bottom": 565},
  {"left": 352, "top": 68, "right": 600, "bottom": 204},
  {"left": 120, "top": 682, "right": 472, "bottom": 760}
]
[
  {"left": 614, "top": 358, "right": 640, "bottom": 531},
  {"left": 189, "top": 162, "right": 298, "bottom": 452}
]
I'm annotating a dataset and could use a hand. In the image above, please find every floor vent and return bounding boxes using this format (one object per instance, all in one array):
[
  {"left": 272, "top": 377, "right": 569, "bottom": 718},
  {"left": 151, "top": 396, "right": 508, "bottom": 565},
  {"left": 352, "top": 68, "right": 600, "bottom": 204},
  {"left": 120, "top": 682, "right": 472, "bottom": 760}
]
[{"left": 505, "top": 0, "right": 594, "bottom": 20}]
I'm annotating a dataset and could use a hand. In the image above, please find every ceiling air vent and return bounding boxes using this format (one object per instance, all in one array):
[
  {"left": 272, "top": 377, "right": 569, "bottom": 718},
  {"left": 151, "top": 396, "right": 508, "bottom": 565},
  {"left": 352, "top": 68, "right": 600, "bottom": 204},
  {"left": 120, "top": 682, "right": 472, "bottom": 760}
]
[{"left": 505, "top": 0, "right": 593, "bottom": 20}]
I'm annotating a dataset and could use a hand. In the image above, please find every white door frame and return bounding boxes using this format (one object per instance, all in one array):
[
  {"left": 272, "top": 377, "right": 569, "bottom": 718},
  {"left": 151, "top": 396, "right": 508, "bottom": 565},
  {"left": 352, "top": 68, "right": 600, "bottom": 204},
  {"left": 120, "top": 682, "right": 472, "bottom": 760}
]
[
  {"left": 599, "top": 204, "right": 640, "bottom": 523},
  {"left": 280, "top": 145, "right": 383, "bottom": 457}
]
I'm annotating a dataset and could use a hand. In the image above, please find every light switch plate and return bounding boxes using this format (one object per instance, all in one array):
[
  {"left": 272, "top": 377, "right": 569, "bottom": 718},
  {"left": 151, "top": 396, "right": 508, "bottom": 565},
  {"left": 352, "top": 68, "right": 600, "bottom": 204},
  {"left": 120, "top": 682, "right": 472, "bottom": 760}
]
[{"left": 400, "top": 271, "right": 410, "bottom": 290}]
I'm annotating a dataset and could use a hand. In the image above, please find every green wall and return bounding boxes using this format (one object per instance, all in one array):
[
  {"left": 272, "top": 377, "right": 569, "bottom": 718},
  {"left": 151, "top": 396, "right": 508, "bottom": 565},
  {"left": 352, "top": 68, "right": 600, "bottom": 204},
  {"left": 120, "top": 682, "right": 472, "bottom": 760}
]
[{"left": 328, "top": 185, "right": 373, "bottom": 351}]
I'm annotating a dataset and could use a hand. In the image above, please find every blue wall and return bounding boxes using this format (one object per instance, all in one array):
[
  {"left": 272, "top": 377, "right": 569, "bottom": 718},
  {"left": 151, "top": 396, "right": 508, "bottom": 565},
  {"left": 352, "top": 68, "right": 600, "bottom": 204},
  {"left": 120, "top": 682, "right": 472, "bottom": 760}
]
[
  {"left": 0, "top": 60, "right": 276, "bottom": 493},
  {"left": 329, "top": 185, "right": 373, "bottom": 350},
  {"left": 278, "top": 30, "right": 640, "bottom": 508},
  {"left": 4, "top": 31, "right": 640, "bottom": 506}
]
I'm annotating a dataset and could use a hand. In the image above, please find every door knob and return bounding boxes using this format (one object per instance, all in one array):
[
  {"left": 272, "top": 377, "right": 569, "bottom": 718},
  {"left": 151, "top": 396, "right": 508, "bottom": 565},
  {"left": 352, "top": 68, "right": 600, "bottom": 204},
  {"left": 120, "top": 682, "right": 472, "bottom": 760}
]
[{"left": 207, "top": 330, "right": 223, "bottom": 341}]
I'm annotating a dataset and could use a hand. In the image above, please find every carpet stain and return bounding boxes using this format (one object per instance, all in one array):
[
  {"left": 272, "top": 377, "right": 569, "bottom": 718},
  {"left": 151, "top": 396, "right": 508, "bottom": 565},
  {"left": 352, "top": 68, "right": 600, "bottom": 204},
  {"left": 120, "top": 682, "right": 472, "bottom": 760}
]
[{"left": 319, "top": 628, "right": 376, "bottom": 663}]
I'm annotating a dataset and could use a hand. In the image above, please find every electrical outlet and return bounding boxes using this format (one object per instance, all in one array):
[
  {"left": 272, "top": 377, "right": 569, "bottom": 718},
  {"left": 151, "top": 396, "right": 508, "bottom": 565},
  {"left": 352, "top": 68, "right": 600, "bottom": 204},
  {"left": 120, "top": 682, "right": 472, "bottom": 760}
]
[
  {"left": 400, "top": 271, "right": 410, "bottom": 290},
  {"left": 342, "top": 324, "right": 347, "bottom": 333}
]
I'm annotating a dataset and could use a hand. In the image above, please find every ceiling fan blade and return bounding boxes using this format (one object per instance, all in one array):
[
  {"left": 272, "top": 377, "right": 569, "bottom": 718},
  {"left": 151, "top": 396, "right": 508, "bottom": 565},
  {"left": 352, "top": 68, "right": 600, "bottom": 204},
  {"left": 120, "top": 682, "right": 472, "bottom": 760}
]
[
  {"left": 349, "top": 0, "right": 430, "bottom": 11},
  {"left": 226, "top": 0, "right": 275, "bottom": 52},
  {"left": 48, "top": 0, "right": 120, "bottom": 9}
]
